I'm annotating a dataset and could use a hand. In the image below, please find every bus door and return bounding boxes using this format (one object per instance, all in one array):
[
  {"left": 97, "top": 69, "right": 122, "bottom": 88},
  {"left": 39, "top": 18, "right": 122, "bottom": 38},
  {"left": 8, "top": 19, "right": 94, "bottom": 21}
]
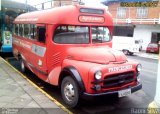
[{"left": 31, "top": 25, "right": 48, "bottom": 76}]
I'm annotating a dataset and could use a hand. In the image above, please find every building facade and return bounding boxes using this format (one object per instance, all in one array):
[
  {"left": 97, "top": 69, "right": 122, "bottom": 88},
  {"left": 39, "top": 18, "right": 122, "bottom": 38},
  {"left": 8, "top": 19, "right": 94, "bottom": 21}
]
[
  {"left": 107, "top": 1, "right": 160, "bottom": 50},
  {"left": 34, "top": 0, "right": 81, "bottom": 10}
]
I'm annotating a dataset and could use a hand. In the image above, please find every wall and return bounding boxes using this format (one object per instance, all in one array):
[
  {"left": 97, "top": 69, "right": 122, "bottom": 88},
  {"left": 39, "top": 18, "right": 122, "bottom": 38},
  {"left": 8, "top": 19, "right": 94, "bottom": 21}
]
[
  {"left": 108, "top": 2, "right": 160, "bottom": 18},
  {"left": 133, "top": 25, "right": 160, "bottom": 50}
]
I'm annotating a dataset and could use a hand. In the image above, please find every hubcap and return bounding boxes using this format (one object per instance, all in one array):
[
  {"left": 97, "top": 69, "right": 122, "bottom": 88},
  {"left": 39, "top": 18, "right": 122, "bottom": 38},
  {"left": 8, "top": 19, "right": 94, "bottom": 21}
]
[
  {"left": 64, "top": 83, "right": 75, "bottom": 102},
  {"left": 21, "top": 60, "right": 25, "bottom": 71},
  {"left": 123, "top": 50, "right": 128, "bottom": 55}
]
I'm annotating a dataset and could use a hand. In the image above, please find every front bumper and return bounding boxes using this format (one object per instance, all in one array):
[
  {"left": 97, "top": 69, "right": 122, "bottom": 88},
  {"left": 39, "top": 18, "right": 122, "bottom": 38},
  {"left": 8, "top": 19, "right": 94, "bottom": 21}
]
[{"left": 83, "top": 83, "right": 142, "bottom": 97}]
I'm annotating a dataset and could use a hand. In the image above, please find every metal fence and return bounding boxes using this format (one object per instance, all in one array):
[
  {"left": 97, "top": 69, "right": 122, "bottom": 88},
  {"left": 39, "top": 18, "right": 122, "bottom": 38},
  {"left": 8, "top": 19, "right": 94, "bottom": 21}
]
[{"left": 114, "top": 18, "right": 160, "bottom": 24}]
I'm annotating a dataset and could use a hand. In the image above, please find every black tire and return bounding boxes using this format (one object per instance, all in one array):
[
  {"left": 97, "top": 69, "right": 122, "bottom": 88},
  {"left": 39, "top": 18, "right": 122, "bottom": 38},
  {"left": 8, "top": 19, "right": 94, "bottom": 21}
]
[
  {"left": 129, "top": 52, "right": 134, "bottom": 56},
  {"left": 20, "top": 59, "right": 26, "bottom": 72},
  {"left": 61, "top": 76, "right": 79, "bottom": 108},
  {"left": 122, "top": 50, "right": 129, "bottom": 55}
]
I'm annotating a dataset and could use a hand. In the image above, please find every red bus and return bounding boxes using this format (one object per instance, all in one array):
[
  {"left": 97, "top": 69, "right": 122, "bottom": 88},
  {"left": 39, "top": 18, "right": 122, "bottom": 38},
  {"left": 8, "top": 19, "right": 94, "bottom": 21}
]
[{"left": 13, "top": 5, "right": 142, "bottom": 107}]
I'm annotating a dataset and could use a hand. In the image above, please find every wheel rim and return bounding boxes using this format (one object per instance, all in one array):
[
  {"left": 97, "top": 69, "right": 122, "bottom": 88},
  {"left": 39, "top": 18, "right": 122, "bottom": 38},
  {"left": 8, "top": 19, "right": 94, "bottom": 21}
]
[
  {"left": 64, "top": 83, "right": 75, "bottom": 102},
  {"left": 123, "top": 50, "right": 128, "bottom": 55}
]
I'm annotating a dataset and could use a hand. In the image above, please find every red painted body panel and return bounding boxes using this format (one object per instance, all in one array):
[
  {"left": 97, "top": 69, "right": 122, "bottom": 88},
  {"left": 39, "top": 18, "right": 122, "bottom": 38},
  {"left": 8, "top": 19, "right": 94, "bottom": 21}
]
[
  {"left": 14, "top": 5, "right": 113, "bottom": 27},
  {"left": 13, "top": 5, "right": 140, "bottom": 95}
]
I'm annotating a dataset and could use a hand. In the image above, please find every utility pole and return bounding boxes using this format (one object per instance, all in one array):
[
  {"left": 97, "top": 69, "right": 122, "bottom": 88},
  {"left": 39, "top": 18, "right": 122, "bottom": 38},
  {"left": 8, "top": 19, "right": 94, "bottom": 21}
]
[
  {"left": 25, "top": 0, "right": 28, "bottom": 12},
  {"left": 59, "top": 0, "right": 61, "bottom": 7}
]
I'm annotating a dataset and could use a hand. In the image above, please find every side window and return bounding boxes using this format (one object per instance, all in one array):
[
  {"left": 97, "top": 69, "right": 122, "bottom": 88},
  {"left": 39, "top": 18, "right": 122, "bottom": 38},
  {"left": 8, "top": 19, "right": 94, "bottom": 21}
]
[
  {"left": 13, "top": 24, "right": 15, "bottom": 34},
  {"left": 37, "top": 26, "right": 46, "bottom": 43},
  {"left": 30, "top": 24, "right": 37, "bottom": 40},
  {"left": 19, "top": 24, "right": 24, "bottom": 36},
  {"left": 24, "top": 24, "right": 30, "bottom": 38},
  {"left": 15, "top": 24, "right": 19, "bottom": 35}
]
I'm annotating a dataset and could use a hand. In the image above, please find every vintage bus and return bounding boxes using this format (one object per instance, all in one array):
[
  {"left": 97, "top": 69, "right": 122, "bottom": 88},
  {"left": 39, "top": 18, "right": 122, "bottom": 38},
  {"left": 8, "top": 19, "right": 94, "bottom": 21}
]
[{"left": 13, "top": 5, "right": 142, "bottom": 107}]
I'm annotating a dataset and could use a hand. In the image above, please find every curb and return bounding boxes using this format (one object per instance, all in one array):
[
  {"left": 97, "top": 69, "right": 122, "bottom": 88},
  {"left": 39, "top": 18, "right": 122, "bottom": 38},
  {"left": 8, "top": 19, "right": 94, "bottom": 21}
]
[
  {"left": 148, "top": 101, "right": 160, "bottom": 114},
  {"left": 0, "top": 57, "right": 73, "bottom": 114},
  {"left": 134, "top": 53, "right": 158, "bottom": 60}
]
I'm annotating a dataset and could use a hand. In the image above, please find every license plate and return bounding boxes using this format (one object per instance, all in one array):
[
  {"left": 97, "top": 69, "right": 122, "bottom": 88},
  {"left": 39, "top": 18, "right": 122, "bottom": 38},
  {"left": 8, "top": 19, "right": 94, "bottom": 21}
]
[{"left": 118, "top": 89, "right": 131, "bottom": 97}]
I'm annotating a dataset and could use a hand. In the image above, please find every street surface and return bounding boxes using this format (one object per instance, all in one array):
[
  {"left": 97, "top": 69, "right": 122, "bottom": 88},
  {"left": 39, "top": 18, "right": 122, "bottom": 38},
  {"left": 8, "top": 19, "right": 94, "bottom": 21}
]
[{"left": 1, "top": 53, "right": 158, "bottom": 114}]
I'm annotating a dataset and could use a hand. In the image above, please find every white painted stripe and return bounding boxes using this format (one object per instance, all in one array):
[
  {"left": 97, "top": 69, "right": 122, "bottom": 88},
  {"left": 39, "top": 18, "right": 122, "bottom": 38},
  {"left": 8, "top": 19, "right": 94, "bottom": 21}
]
[
  {"left": 13, "top": 38, "right": 46, "bottom": 57},
  {"left": 142, "top": 69, "right": 157, "bottom": 74},
  {"left": 31, "top": 44, "right": 46, "bottom": 57},
  {"left": 15, "top": 18, "right": 38, "bottom": 22}
]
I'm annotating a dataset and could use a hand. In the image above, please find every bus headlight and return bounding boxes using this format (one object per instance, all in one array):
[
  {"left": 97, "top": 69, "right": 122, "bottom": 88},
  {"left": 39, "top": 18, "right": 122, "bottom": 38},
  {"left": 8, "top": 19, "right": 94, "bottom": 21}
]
[
  {"left": 95, "top": 71, "right": 102, "bottom": 80},
  {"left": 137, "top": 64, "right": 142, "bottom": 72}
]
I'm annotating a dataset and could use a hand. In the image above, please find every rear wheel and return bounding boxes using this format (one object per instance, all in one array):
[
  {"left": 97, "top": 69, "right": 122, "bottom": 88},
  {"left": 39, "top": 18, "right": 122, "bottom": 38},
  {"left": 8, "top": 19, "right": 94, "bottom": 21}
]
[
  {"left": 129, "top": 52, "right": 134, "bottom": 56},
  {"left": 61, "top": 76, "right": 79, "bottom": 108}
]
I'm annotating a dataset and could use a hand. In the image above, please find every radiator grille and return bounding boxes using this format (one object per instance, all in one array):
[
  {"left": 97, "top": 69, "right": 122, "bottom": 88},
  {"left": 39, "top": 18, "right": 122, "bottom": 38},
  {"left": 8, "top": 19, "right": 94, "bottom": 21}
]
[{"left": 103, "top": 72, "right": 135, "bottom": 88}]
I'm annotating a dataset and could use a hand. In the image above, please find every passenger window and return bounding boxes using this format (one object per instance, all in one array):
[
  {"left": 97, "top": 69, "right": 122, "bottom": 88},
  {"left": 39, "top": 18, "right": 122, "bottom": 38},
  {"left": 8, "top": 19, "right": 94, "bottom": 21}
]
[
  {"left": 30, "top": 24, "right": 37, "bottom": 40},
  {"left": 19, "top": 24, "right": 23, "bottom": 36},
  {"left": 37, "top": 26, "right": 46, "bottom": 43},
  {"left": 13, "top": 24, "right": 15, "bottom": 34},
  {"left": 15, "top": 24, "right": 19, "bottom": 35},
  {"left": 24, "top": 24, "right": 30, "bottom": 38}
]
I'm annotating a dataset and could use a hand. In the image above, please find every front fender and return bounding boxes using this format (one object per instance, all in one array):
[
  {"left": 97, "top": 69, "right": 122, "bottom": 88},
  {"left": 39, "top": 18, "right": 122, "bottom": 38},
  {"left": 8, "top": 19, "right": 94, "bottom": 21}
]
[
  {"left": 60, "top": 66, "right": 86, "bottom": 93},
  {"left": 61, "top": 59, "right": 102, "bottom": 94}
]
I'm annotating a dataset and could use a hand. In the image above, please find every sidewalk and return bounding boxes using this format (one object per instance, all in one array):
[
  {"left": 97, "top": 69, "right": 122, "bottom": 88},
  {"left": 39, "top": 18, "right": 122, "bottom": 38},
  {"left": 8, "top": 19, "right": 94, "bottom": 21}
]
[
  {"left": 0, "top": 57, "right": 69, "bottom": 114},
  {"left": 134, "top": 51, "right": 159, "bottom": 60}
]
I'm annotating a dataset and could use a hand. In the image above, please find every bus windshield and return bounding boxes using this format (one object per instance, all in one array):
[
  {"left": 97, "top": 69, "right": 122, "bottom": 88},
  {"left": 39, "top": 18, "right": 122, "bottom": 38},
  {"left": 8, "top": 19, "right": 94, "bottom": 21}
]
[
  {"left": 53, "top": 25, "right": 111, "bottom": 44},
  {"left": 54, "top": 26, "right": 89, "bottom": 44},
  {"left": 91, "top": 27, "right": 111, "bottom": 43}
]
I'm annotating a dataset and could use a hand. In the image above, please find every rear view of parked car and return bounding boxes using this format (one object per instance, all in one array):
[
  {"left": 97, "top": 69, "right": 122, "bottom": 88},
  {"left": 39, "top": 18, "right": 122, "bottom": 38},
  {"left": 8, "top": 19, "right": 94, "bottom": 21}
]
[{"left": 146, "top": 43, "right": 159, "bottom": 54}]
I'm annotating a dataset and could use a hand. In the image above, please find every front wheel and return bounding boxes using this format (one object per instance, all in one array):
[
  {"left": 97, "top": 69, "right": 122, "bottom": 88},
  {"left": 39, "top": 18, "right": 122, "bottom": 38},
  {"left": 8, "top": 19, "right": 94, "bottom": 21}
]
[{"left": 61, "top": 77, "right": 79, "bottom": 108}]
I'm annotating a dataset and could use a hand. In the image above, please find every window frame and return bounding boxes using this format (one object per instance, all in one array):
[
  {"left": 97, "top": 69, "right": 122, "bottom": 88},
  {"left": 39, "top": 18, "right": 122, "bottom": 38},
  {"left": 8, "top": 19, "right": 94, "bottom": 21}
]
[
  {"left": 19, "top": 24, "right": 24, "bottom": 37},
  {"left": 117, "top": 7, "right": 127, "bottom": 19},
  {"left": 136, "top": 7, "right": 148, "bottom": 18},
  {"left": 37, "top": 26, "right": 46, "bottom": 43},
  {"left": 24, "top": 24, "right": 30, "bottom": 38},
  {"left": 14, "top": 24, "right": 19, "bottom": 36},
  {"left": 113, "top": 26, "right": 134, "bottom": 37},
  {"left": 30, "top": 24, "right": 37, "bottom": 40}
]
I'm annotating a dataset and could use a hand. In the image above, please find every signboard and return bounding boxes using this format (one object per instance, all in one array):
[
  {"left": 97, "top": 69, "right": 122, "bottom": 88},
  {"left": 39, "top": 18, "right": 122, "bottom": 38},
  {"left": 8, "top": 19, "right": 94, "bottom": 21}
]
[
  {"left": 3, "top": 31, "right": 12, "bottom": 45},
  {"left": 79, "top": 16, "right": 104, "bottom": 23}
]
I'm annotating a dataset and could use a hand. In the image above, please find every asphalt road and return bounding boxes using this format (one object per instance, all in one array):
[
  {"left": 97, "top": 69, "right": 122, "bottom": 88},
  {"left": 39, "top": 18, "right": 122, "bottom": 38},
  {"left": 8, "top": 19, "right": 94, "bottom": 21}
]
[
  {"left": 2, "top": 54, "right": 158, "bottom": 114},
  {"left": 127, "top": 56, "right": 158, "bottom": 99}
]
